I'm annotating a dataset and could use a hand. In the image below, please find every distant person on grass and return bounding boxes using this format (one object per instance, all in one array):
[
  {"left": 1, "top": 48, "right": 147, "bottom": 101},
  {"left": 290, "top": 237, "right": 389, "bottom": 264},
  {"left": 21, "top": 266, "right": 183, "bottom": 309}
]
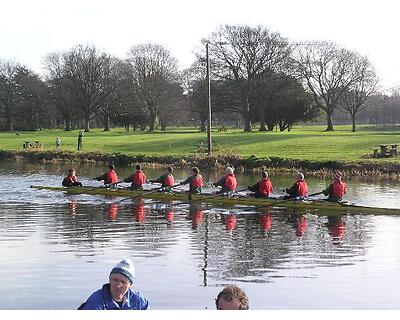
[
  {"left": 62, "top": 169, "right": 83, "bottom": 187},
  {"left": 78, "top": 259, "right": 149, "bottom": 310},
  {"left": 123, "top": 164, "right": 147, "bottom": 190},
  {"left": 179, "top": 167, "right": 204, "bottom": 200},
  {"left": 247, "top": 171, "right": 273, "bottom": 198},
  {"left": 55, "top": 136, "right": 61, "bottom": 149},
  {"left": 77, "top": 130, "right": 83, "bottom": 150},
  {"left": 322, "top": 171, "right": 347, "bottom": 202},
  {"left": 148, "top": 166, "right": 175, "bottom": 191},
  {"left": 215, "top": 285, "right": 249, "bottom": 310},
  {"left": 94, "top": 164, "right": 119, "bottom": 186}
]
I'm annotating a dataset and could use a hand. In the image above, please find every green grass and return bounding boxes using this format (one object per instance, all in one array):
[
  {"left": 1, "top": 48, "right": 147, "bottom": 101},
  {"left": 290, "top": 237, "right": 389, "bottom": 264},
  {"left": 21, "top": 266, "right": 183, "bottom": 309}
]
[{"left": 2, "top": 125, "right": 400, "bottom": 163}]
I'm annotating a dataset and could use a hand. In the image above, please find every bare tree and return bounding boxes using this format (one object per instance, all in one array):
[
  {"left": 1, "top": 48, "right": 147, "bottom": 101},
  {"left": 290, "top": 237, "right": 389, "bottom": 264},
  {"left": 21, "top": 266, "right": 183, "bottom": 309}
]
[
  {"left": 338, "top": 54, "right": 379, "bottom": 132},
  {"left": 293, "top": 41, "right": 360, "bottom": 131},
  {"left": 0, "top": 60, "right": 23, "bottom": 131},
  {"left": 203, "top": 25, "right": 291, "bottom": 132},
  {"left": 44, "top": 45, "right": 115, "bottom": 132},
  {"left": 127, "top": 43, "right": 181, "bottom": 131}
]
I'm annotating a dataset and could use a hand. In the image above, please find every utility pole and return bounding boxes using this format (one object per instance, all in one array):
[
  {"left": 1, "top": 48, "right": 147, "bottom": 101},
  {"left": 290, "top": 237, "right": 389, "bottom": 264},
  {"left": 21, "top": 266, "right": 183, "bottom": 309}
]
[{"left": 206, "top": 43, "right": 212, "bottom": 155}]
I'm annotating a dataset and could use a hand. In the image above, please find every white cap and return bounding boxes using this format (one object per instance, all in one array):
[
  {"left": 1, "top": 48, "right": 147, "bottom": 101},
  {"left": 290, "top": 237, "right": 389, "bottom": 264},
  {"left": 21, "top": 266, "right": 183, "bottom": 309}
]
[
  {"left": 110, "top": 259, "right": 135, "bottom": 284},
  {"left": 226, "top": 167, "right": 234, "bottom": 174},
  {"left": 297, "top": 173, "right": 304, "bottom": 181}
]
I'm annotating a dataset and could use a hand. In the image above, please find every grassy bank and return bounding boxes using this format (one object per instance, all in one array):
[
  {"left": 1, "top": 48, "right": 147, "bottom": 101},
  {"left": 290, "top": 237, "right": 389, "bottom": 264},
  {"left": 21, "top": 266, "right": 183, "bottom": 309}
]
[{"left": 1, "top": 125, "right": 400, "bottom": 174}]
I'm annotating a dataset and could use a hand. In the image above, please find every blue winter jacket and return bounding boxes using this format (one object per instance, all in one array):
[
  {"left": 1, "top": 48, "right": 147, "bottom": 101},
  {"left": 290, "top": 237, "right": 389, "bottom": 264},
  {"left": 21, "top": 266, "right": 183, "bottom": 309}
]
[{"left": 78, "top": 284, "right": 149, "bottom": 310}]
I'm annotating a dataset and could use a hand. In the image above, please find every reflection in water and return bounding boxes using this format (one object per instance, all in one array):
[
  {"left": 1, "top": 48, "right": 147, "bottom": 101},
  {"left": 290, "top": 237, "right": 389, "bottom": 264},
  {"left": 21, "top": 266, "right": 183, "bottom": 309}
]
[
  {"left": 165, "top": 209, "right": 174, "bottom": 224},
  {"left": 67, "top": 199, "right": 77, "bottom": 216},
  {"left": 327, "top": 216, "right": 346, "bottom": 242},
  {"left": 260, "top": 210, "right": 272, "bottom": 232},
  {"left": 107, "top": 203, "right": 119, "bottom": 221},
  {"left": 133, "top": 200, "right": 146, "bottom": 223},
  {"left": 189, "top": 203, "right": 203, "bottom": 229},
  {"left": 225, "top": 214, "right": 237, "bottom": 232},
  {"left": 287, "top": 213, "right": 308, "bottom": 237}
]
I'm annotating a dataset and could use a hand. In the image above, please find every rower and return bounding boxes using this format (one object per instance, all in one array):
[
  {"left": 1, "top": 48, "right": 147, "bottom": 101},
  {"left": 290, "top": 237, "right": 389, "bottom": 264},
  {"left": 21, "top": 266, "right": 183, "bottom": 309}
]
[
  {"left": 284, "top": 172, "right": 308, "bottom": 199},
  {"left": 179, "top": 167, "right": 204, "bottom": 200},
  {"left": 213, "top": 167, "right": 237, "bottom": 195},
  {"left": 148, "top": 166, "right": 175, "bottom": 191},
  {"left": 62, "top": 168, "right": 83, "bottom": 187},
  {"left": 322, "top": 171, "right": 347, "bottom": 202},
  {"left": 247, "top": 171, "right": 272, "bottom": 198},
  {"left": 123, "top": 164, "right": 147, "bottom": 190},
  {"left": 94, "top": 164, "right": 119, "bottom": 186}
]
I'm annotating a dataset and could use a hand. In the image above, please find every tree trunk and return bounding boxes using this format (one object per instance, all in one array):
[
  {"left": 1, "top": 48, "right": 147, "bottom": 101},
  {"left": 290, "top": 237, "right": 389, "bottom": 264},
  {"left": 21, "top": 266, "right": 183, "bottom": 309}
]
[
  {"left": 64, "top": 114, "right": 71, "bottom": 131},
  {"left": 84, "top": 115, "right": 90, "bottom": 132},
  {"left": 259, "top": 108, "right": 267, "bottom": 131},
  {"left": 325, "top": 109, "right": 334, "bottom": 131},
  {"left": 160, "top": 119, "right": 166, "bottom": 131},
  {"left": 243, "top": 98, "right": 252, "bottom": 132},
  {"left": 148, "top": 113, "right": 157, "bottom": 131},
  {"left": 351, "top": 114, "right": 356, "bottom": 132},
  {"left": 103, "top": 115, "right": 110, "bottom": 131},
  {"left": 5, "top": 115, "right": 13, "bottom": 131}
]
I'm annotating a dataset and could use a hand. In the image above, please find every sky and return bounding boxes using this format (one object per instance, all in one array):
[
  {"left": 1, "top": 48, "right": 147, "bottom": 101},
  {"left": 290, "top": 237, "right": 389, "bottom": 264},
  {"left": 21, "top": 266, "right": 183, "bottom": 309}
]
[{"left": 1, "top": 0, "right": 399, "bottom": 90}]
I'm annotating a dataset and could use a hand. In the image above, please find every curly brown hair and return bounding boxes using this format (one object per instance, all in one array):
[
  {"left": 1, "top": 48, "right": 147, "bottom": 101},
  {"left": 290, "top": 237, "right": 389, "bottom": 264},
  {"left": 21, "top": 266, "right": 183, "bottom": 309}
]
[{"left": 215, "top": 285, "right": 249, "bottom": 310}]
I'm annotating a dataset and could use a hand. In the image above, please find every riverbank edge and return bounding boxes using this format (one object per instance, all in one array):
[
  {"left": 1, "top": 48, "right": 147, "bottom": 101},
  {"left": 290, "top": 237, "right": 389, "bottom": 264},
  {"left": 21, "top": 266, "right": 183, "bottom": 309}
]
[{"left": 2, "top": 149, "right": 400, "bottom": 178}]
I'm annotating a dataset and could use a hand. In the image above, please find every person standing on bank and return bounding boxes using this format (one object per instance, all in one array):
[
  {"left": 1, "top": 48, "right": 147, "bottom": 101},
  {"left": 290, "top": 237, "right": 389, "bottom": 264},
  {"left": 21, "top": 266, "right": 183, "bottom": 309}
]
[
  {"left": 179, "top": 167, "right": 204, "bottom": 200},
  {"left": 55, "top": 136, "right": 61, "bottom": 149},
  {"left": 77, "top": 130, "right": 83, "bottom": 151},
  {"left": 95, "top": 164, "right": 119, "bottom": 185},
  {"left": 284, "top": 172, "right": 308, "bottom": 199},
  {"left": 247, "top": 171, "right": 273, "bottom": 198},
  {"left": 78, "top": 259, "right": 149, "bottom": 310},
  {"left": 213, "top": 167, "right": 237, "bottom": 195},
  {"left": 123, "top": 164, "right": 147, "bottom": 190},
  {"left": 322, "top": 171, "right": 347, "bottom": 202}
]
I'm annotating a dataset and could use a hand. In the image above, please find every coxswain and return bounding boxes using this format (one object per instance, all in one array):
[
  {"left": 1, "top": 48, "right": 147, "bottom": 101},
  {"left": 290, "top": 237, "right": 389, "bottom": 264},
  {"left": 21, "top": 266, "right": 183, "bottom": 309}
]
[
  {"left": 95, "top": 164, "right": 119, "bottom": 185},
  {"left": 179, "top": 167, "right": 204, "bottom": 200},
  {"left": 322, "top": 171, "right": 347, "bottom": 202},
  {"left": 284, "top": 172, "right": 308, "bottom": 199},
  {"left": 123, "top": 164, "right": 147, "bottom": 190},
  {"left": 62, "top": 169, "right": 83, "bottom": 187},
  {"left": 247, "top": 171, "right": 272, "bottom": 198},
  {"left": 213, "top": 167, "right": 237, "bottom": 195},
  {"left": 148, "top": 166, "right": 175, "bottom": 190}
]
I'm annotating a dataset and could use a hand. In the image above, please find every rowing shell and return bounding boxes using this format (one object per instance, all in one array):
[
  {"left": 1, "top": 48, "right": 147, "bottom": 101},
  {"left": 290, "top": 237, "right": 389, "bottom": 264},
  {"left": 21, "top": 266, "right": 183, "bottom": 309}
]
[{"left": 30, "top": 185, "right": 400, "bottom": 215}]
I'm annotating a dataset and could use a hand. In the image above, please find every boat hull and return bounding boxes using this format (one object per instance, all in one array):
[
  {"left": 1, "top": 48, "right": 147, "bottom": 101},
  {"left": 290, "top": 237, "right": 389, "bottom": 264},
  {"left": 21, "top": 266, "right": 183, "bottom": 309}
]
[{"left": 30, "top": 185, "right": 400, "bottom": 215}]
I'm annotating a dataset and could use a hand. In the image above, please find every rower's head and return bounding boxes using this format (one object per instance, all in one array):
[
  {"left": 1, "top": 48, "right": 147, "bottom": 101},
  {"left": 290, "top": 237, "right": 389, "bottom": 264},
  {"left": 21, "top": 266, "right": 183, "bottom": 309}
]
[
  {"left": 136, "top": 164, "right": 142, "bottom": 171},
  {"left": 109, "top": 259, "right": 135, "bottom": 302},
  {"left": 297, "top": 173, "right": 305, "bottom": 181},
  {"left": 226, "top": 167, "right": 234, "bottom": 175},
  {"left": 108, "top": 164, "right": 115, "bottom": 171},
  {"left": 68, "top": 168, "right": 75, "bottom": 176},
  {"left": 215, "top": 285, "right": 249, "bottom": 310},
  {"left": 166, "top": 166, "right": 173, "bottom": 174},
  {"left": 192, "top": 167, "right": 200, "bottom": 175},
  {"left": 333, "top": 171, "right": 342, "bottom": 180},
  {"left": 261, "top": 171, "right": 268, "bottom": 179}
]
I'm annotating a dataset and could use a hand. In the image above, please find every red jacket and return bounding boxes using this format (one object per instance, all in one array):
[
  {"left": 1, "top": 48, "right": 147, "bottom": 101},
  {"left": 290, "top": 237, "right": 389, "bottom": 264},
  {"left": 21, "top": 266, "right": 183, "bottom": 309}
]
[
  {"left": 295, "top": 180, "right": 308, "bottom": 197},
  {"left": 332, "top": 179, "right": 347, "bottom": 198},
  {"left": 107, "top": 169, "right": 118, "bottom": 184},
  {"left": 224, "top": 174, "right": 237, "bottom": 191},
  {"left": 132, "top": 170, "right": 146, "bottom": 186},
  {"left": 258, "top": 178, "right": 273, "bottom": 196},
  {"left": 65, "top": 175, "right": 78, "bottom": 184},
  {"left": 164, "top": 174, "right": 174, "bottom": 187},
  {"left": 191, "top": 175, "right": 204, "bottom": 188}
]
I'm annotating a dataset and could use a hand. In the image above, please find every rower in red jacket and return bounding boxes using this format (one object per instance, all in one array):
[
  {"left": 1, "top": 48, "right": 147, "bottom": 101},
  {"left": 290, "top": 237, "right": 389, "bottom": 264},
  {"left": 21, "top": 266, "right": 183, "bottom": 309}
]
[
  {"left": 322, "top": 171, "right": 347, "bottom": 202},
  {"left": 284, "top": 172, "right": 308, "bottom": 199},
  {"left": 62, "top": 169, "right": 83, "bottom": 187},
  {"left": 179, "top": 167, "right": 204, "bottom": 200},
  {"left": 95, "top": 164, "right": 119, "bottom": 185},
  {"left": 213, "top": 167, "right": 237, "bottom": 195},
  {"left": 149, "top": 166, "right": 175, "bottom": 190},
  {"left": 123, "top": 164, "right": 147, "bottom": 190},
  {"left": 248, "top": 171, "right": 273, "bottom": 198}
]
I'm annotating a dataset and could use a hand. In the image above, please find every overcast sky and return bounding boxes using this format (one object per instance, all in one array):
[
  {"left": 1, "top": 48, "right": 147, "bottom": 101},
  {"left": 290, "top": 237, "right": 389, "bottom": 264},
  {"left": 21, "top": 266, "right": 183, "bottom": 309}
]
[{"left": 1, "top": 0, "right": 399, "bottom": 90}]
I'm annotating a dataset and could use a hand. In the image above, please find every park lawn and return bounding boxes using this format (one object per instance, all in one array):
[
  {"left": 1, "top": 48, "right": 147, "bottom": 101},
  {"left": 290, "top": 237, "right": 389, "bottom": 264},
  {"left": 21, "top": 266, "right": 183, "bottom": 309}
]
[{"left": 1, "top": 125, "right": 400, "bottom": 162}]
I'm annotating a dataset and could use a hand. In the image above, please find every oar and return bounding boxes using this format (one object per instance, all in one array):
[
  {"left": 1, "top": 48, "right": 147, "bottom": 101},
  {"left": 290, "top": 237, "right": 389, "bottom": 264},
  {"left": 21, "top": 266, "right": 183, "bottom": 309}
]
[
  {"left": 124, "top": 183, "right": 182, "bottom": 201},
  {"left": 103, "top": 180, "right": 125, "bottom": 188}
]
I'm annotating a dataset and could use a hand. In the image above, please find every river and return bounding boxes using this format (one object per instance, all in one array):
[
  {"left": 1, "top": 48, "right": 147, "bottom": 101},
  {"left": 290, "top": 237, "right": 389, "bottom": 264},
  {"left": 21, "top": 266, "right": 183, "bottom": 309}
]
[{"left": 1, "top": 161, "right": 400, "bottom": 309}]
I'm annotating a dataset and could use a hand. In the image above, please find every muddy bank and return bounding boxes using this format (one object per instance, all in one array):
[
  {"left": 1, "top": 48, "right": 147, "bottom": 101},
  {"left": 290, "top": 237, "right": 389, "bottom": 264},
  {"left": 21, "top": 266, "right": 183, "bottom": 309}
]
[{"left": 2, "top": 149, "right": 400, "bottom": 178}]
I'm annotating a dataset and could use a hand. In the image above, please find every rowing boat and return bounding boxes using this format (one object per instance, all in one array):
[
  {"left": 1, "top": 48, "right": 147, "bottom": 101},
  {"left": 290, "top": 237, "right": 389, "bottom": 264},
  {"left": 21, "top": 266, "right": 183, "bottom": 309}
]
[{"left": 30, "top": 185, "right": 400, "bottom": 215}]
